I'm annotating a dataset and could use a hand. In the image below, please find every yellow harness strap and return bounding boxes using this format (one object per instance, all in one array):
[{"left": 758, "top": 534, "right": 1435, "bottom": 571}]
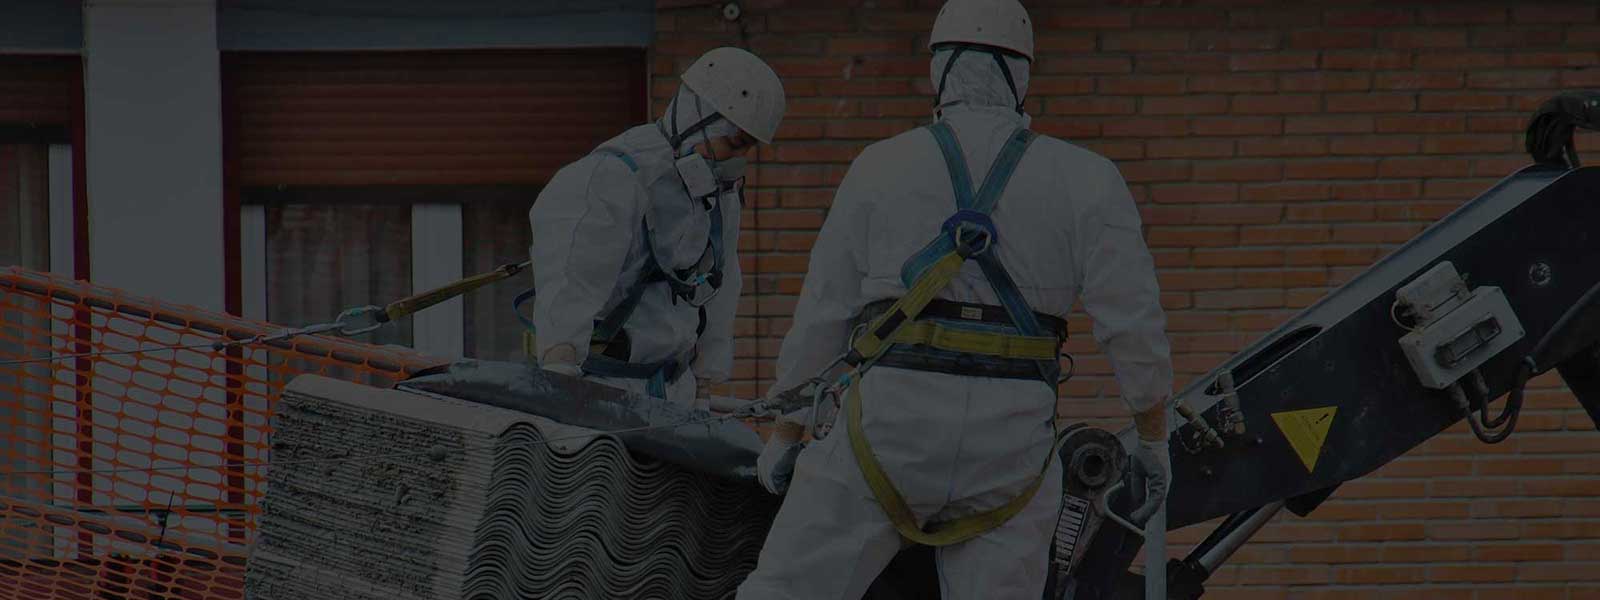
[
  {"left": 888, "top": 321, "right": 1059, "bottom": 360},
  {"left": 846, "top": 382, "right": 1068, "bottom": 546}
]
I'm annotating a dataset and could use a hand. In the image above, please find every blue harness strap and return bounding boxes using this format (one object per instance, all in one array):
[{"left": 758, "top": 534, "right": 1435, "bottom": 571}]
[{"left": 898, "top": 121, "right": 1055, "bottom": 382}]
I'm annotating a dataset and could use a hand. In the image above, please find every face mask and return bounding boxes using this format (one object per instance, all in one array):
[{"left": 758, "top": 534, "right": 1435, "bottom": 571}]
[
  {"left": 675, "top": 153, "right": 719, "bottom": 199},
  {"left": 712, "top": 156, "right": 748, "bottom": 182}
]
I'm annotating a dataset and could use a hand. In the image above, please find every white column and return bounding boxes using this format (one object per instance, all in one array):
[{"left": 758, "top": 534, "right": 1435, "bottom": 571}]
[
  {"left": 84, "top": 0, "right": 223, "bottom": 312},
  {"left": 411, "top": 203, "right": 464, "bottom": 359}
]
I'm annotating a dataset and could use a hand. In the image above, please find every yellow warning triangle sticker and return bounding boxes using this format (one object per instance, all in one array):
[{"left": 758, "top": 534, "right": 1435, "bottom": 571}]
[{"left": 1271, "top": 406, "right": 1338, "bottom": 473}]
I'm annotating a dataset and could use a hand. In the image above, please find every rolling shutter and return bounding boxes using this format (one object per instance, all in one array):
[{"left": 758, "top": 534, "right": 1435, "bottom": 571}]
[{"left": 225, "top": 49, "right": 646, "bottom": 186}]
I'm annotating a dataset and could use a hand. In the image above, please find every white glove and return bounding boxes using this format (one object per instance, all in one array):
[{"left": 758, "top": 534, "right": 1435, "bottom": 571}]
[
  {"left": 541, "top": 344, "right": 582, "bottom": 377},
  {"left": 1129, "top": 438, "right": 1170, "bottom": 525},
  {"left": 756, "top": 411, "right": 808, "bottom": 495}
]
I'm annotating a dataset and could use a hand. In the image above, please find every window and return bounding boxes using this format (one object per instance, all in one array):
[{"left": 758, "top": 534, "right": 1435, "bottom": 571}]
[{"left": 462, "top": 190, "right": 538, "bottom": 362}]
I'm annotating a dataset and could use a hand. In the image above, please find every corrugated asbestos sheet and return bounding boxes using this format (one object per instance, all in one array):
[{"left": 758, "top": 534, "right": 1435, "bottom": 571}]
[
  {"left": 247, "top": 375, "right": 779, "bottom": 600},
  {"left": 224, "top": 49, "right": 645, "bottom": 186},
  {"left": 0, "top": 56, "right": 78, "bottom": 127}
]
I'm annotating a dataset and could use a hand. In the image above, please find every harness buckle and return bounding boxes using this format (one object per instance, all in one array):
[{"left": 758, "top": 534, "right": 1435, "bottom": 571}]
[{"left": 943, "top": 209, "right": 997, "bottom": 258}]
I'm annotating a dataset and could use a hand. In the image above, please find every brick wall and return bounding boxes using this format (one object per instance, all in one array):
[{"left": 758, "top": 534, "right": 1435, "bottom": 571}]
[{"left": 654, "top": 1, "right": 1600, "bottom": 597}]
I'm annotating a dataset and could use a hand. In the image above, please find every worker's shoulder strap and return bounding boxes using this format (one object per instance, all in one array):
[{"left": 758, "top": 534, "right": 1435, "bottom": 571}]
[
  {"left": 593, "top": 148, "right": 641, "bottom": 173},
  {"left": 905, "top": 122, "right": 1048, "bottom": 339}
]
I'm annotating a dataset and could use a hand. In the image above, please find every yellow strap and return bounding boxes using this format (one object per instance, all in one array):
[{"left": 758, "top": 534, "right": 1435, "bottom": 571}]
[
  {"left": 890, "top": 321, "right": 1059, "bottom": 360},
  {"left": 850, "top": 251, "right": 967, "bottom": 363},
  {"left": 845, "top": 381, "right": 1067, "bottom": 547},
  {"left": 385, "top": 261, "right": 528, "bottom": 322}
]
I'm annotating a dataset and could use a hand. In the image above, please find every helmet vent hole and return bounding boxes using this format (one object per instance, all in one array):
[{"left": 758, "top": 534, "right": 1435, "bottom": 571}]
[{"left": 741, "top": 90, "right": 749, "bottom": 97}]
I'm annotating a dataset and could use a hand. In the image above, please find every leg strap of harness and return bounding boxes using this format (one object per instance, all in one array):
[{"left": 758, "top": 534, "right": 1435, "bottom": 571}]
[{"left": 845, "top": 379, "right": 1068, "bottom": 547}]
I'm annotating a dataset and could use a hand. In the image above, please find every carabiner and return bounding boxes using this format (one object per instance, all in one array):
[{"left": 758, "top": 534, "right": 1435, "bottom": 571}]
[{"left": 336, "top": 305, "right": 386, "bottom": 337}]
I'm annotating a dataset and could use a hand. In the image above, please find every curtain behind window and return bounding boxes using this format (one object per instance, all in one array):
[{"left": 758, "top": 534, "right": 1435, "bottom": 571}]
[
  {"left": 264, "top": 203, "right": 413, "bottom": 348},
  {"left": 0, "top": 143, "right": 52, "bottom": 541},
  {"left": 462, "top": 190, "right": 538, "bottom": 362}
]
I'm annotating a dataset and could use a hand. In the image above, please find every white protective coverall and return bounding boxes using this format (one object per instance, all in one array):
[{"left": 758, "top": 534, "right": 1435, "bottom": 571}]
[
  {"left": 528, "top": 88, "right": 744, "bottom": 408},
  {"left": 736, "top": 49, "right": 1173, "bottom": 599}
]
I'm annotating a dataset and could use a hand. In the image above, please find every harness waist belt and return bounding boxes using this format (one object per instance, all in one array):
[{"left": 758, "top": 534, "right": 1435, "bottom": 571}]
[{"left": 857, "top": 298, "right": 1066, "bottom": 340}]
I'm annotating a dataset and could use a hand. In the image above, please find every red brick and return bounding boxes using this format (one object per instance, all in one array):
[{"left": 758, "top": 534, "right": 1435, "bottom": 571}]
[
  {"left": 774, "top": 143, "right": 867, "bottom": 164},
  {"left": 1470, "top": 70, "right": 1561, "bottom": 90},
  {"left": 1564, "top": 69, "right": 1600, "bottom": 87},
  {"left": 1570, "top": 543, "right": 1600, "bottom": 561},
  {"left": 1385, "top": 30, "right": 1471, "bottom": 49},
  {"left": 814, "top": 78, "right": 917, "bottom": 96},
  {"left": 1078, "top": 140, "right": 1144, "bottom": 160},
  {"left": 1046, "top": 97, "right": 1137, "bottom": 116},
  {"left": 1325, "top": 8, "right": 1414, "bottom": 27},
  {"left": 1121, "top": 161, "right": 1191, "bottom": 183},
  {"left": 1030, "top": 117, "right": 1100, "bottom": 140},
  {"left": 856, "top": 10, "right": 936, "bottom": 32},
  {"left": 1378, "top": 157, "right": 1472, "bottom": 179},
  {"left": 1136, "top": 53, "right": 1230, "bottom": 74},
  {"left": 1427, "top": 565, "right": 1517, "bottom": 583},
  {"left": 1339, "top": 523, "right": 1426, "bottom": 541},
  {"left": 1380, "top": 545, "right": 1473, "bottom": 563},
  {"left": 1279, "top": 72, "right": 1372, "bottom": 93},
  {"left": 1322, "top": 50, "right": 1412, "bottom": 71},
  {"left": 1190, "top": 30, "right": 1281, "bottom": 52},
  {"left": 1335, "top": 566, "right": 1426, "bottom": 585},
  {"left": 1522, "top": 479, "right": 1600, "bottom": 497},
  {"left": 1325, "top": 93, "right": 1416, "bottom": 113},
  {"left": 1514, "top": 5, "right": 1598, "bottom": 24},
  {"left": 1243, "top": 182, "right": 1331, "bottom": 203},
  {"left": 1373, "top": 458, "right": 1476, "bottom": 478},
  {"left": 1239, "top": 137, "right": 1330, "bottom": 158},
  {"left": 1285, "top": 115, "right": 1374, "bottom": 135},
  {"left": 1421, "top": 179, "right": 1498, "bottom": 201},
  {"left": 1102, "top": 31, "right": 1190, "bottom": 52},
  {"left": 1414, "top": 51, "right": 1508, "bottom": 70},
  {"left": 1472, "top": 156, "right": 1529, "bottom": 177},
  {"left": 1428, "top": 521, "right": 1522, "bottom": 540},
  {"left": 1288, "top": 545, "right": 1367, "bottom": 564},
  {"left": 825, "top": 37, "right": 912, "bottom": 56},
  {"left": 1430, "top": 477, "right": 1522, "bottom": 498},
  {"left": 1144, "top": 95, "right": 1229, "bottom": 115},
  {"left": 1028, "top": 76, "right": 1097, "bottom": 96},
  {"left": 1331, "top": 181, "right": 1423, "bottom": 201},
  {"left": 1422, "top": 134, "right": 1517, "bottom": 155},
  {"left": 857, "top": 99, "right": 934, "bottom": 118},
  {"left": 1374, "top": 72, "right": 1465, "bottom": 91},
  {"left": 1420, "top": 6, "right": 1508, "bottom": 25},
  {"left": 1470, "top": 27, "right": 1567, "bottom": 49},
  {"left": 1148, "top": 139, "right": 1235, "bottom": 159},
  {"left": 1418, "top": 93, "right": 1509, "bottom": 112},
  {"left": 1194, "top": 289, "right": 1286, "bottom": 309},
  {"left": 1103, "top": 117, "right": 1188, "bottom": 138},
  {"left": 1192, "top": 116, "right": 1282, "bottom": 136},
  {"left": 1572, "top": 26, "right": 1600, "bottom": 45},
  {"left": 1378, "top": 114, "right": 1465, "bottom": 134},
  {"left": 1234, "top": 95, "right": 1321, "bottom": 115},
  {"left": 1042, "top": 56, "right": 1132, "bottom": 75},
  {"left": 1150, "top": 183, "right": 1239, "bottom": 204},
  {"left": 823, "top": 120, "right": 918, "bottom": 140},
  {"left": 1287, "top": 30, "right": 1375, "bottom": 50},
  {"left": 1330, "top": 135, "right": 1420, "bottom": 156},
  {"left": 1231, "top": 53, "right": 1319, "bottom": 72},
  {"left": 1189, "top": 74, "right": 1277, "bottom": 93},
  {"left": 1040, "top": 9, "right": 1133, "bottom": 30},
  {"left": 1284, "top": 160, "right": 1377, "bottom": 180},
  {"left": 1033, "top": 33, "right": 1098, "bottom": 53},
  {"left": 1337, "top": 479, "right": 1431, "bottom": 499},
  {"left": 1229, "top": 9, "right": 1320, "bottom": 28},
  {"left": 1097, "top": 75, "right": 1187, "bottom": 96},
  {"left": 1518, "top": 563, "right": 1600, "bottom": 582},
  {"left": 1286, "top": 247, "right": 1383, "bottom": 266},
  {"left": 1510, "top": 51, "right": 1600, "bottom": 68},
  {"left": 1474, "top": 543, "right": 1565, "bottom": 562},
  {"left": 1472, "top": 586, "right": 1576, "bottom": 600},
  {"left": 1128, "top": 8, "right": 1224, "bottom": 28},
  {"left": 1522, "top": 521, "right": 1600, "bottom": 539},
  {"left": 1190, "top": 249, "right": 1286, "bottom": 268},
  {"left": 1193, "top": 161, "right": 1284, "bottom": 183},
  {"left": 1158, "top": 270, "right": 1238, "bottom": 292},
  {"left": 1142, "top": 205, "right": 1195, "bottom": 225}
]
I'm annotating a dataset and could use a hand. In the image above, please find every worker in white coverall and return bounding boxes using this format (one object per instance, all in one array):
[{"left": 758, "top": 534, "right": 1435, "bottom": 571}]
[
  {"left": 739, "top": 1, "right": 1173, "bottom": 598},
  {"left": 527, "top": 47, "right": 785, "bottom": 408}
]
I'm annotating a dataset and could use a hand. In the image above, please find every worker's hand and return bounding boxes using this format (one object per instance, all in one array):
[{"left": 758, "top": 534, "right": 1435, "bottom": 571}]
[
  {"left": 756, "top": 410, "right": 808, "bottom": 495},
  {"left": 1129, "top": 438, "right": 1171, "bottom": 525}
]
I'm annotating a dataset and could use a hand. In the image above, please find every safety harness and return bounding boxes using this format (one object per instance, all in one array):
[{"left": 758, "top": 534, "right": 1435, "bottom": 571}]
[
  {"left": 837, "top": 120, "right": 1070, "bottom": 547},
  {"left": 515, "top": 147, "right": 727, "bottom": 399}
]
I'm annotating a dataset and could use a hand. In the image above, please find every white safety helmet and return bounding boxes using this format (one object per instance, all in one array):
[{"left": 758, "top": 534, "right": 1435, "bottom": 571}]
[
  {"left": 680, "top": 47, "right": 787, "bottom": 145},
  {"left": 928, "top": 0, "right": 1035, "bottom": 61}
]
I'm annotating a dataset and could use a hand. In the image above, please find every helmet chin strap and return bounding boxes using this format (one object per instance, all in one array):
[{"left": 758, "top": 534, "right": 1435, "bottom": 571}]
[
  {"left": 668, "top": 87, "right": 726, "bottom": 157},
  {"left": 932, "top": 43, "right": 1027, "bottom": 116}
]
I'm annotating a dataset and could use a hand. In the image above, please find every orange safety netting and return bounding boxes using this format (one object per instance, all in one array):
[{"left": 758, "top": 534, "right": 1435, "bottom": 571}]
[{"left": 0, "top": 266, "right": 443, "bottom": 599}]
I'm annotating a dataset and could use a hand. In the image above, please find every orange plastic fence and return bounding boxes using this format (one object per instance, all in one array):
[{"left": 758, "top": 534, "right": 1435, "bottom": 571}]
[{"left": 0, "top": 266, "right": 443, "bottom": 599}]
